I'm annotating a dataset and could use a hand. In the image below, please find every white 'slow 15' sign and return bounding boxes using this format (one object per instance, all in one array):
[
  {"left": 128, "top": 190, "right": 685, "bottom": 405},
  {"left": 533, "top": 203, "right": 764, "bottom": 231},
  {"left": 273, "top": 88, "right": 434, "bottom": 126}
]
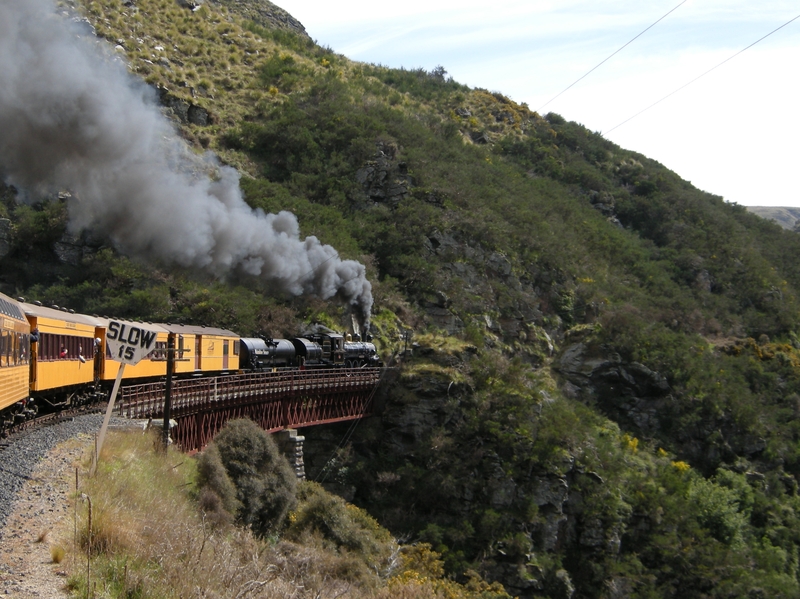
[{"left": 106, "top": 320, "right": 160, "bottom": 366}]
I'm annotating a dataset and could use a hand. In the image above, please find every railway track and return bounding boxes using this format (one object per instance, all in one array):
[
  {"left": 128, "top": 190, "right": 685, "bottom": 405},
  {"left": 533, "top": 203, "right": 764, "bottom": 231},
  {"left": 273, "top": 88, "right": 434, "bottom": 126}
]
[{"left": 0, "top": 401, "right": 107, "bottom": 452}]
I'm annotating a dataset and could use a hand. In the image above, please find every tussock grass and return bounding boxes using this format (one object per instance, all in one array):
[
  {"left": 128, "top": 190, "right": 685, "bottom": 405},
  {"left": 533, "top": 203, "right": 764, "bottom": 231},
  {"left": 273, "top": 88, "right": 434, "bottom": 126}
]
[{"left": 68, "top": 0, "right": 524, "bottom": 176}]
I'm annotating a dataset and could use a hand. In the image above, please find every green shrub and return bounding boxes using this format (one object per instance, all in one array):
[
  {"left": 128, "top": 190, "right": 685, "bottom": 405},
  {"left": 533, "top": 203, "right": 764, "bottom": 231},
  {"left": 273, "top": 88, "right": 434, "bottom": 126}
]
[
  {"left": 196, "top": 443, "right": 241, "bottom": 527},
  {"left": 687, "top": 475, "right": 749, "bottom": 546},
  {"left": 286, "top": 481, "right": 395, "bottom": 572},
  {"left": 210, "top": 419, "right": 298, "bottom": 537}
]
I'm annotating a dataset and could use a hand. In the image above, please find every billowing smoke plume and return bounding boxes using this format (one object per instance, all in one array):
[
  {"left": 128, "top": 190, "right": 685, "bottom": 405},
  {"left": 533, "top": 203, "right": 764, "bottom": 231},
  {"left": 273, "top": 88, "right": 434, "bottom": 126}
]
[{"left": 0, "top": 0, "right": 372, "bottom": 326}]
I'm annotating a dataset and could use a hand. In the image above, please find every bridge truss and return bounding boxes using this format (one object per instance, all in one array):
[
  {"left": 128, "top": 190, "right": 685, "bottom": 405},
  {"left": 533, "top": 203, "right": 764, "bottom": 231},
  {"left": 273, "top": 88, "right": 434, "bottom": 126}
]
[{"left": 117, "top": 368, "right": 383, "bottom": 451}]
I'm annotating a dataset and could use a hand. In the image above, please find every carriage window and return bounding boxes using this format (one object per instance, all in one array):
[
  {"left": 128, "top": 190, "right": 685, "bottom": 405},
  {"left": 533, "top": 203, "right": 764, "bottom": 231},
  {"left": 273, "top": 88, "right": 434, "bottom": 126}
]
[
  {"left": 19, "top": 333, "right": 30, "bottom": 365},
  {"left": 40, "top": 332, "right": 94, "bottom": 361},
  {"left": 0, "top": 331, "right": 7, "bottom": 367},
  {"left": 148, "top": 341, "right": 167, "bottom": 360}
]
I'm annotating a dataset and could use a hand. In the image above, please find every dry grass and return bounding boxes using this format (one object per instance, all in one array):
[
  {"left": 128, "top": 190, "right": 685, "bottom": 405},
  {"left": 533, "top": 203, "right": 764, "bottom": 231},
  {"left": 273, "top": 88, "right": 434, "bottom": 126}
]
[
  {"left": 65, "top": 430, "right": 384, "bottom": 598},
  {"left": 62, "top": 0, "right": 525, "bottom": 178},
  {"left": 60, "top": 429, "right": 509, "bottom": 599},
  {"left": 68, "top": 0, "right": 328, "bottom": 144},
  {"left": 51, "top": 545, "right": 66, "bottom": 564}
]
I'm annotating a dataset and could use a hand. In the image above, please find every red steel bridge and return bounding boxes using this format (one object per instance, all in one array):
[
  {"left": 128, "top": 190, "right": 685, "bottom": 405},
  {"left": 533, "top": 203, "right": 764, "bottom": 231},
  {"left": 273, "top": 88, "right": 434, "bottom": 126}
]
[{"left": 116, "top": 368, "right": 384, "bottom": 452}]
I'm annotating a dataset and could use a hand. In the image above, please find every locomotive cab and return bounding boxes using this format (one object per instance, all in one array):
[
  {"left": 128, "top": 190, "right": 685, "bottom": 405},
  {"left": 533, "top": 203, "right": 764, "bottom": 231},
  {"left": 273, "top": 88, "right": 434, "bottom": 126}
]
[{"left": 311, "top": 333, "right": 344, "bottom": 366}]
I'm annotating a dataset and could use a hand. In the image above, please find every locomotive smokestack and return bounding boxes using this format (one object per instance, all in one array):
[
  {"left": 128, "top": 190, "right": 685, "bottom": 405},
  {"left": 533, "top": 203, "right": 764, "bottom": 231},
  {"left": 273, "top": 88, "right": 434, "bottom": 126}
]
[{"left": 0, "top": 0, "right": 372, "bottom": 324}]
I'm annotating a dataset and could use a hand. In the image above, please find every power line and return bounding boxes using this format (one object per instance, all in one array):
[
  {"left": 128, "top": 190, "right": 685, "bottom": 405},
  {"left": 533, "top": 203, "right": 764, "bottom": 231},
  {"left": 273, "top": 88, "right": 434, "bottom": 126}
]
[
  {"left": 605, "top": 12, "right": 800, "bottom": 134},
  {"left": 538, "top": 0, "right": 689, "bottom": 113}
]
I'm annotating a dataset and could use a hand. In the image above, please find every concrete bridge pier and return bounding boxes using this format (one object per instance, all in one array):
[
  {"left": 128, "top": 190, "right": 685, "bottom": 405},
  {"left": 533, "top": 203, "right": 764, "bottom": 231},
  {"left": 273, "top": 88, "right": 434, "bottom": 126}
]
[{"left": 276, "top": 428, "right": 306, "bottom": 480}]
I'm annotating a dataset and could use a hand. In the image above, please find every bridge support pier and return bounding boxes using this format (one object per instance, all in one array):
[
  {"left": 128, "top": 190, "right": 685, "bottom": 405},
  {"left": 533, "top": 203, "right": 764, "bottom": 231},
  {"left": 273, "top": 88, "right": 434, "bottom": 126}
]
[{"left": 276, "top": 428, "right": 306, "bottom": 480}]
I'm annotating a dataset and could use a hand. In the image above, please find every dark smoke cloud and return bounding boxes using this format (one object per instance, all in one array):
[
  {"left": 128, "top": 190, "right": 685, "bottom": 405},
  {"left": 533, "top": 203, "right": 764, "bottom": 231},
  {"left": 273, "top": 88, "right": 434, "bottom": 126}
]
[{"left": 0, "top": 0, "right": 372, "bottom": 325}]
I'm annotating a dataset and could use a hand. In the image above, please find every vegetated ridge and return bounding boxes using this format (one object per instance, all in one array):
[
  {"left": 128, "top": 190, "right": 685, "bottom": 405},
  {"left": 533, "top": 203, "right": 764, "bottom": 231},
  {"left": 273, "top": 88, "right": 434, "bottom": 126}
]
[
  {"left": 747, "top": 206, "right": 800, "bottom": 232},
  {"left": 3, "top": 0, "right": 800, "bottom": 597}
]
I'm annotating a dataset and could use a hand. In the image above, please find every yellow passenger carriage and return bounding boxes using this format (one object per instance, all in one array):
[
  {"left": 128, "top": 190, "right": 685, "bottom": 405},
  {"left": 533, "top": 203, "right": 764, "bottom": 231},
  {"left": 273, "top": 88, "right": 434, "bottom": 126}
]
[
  {"left": 22, "top": 302, "right": 103, "bottom": 403},
  {"left": 96, "top": 321, "right": 240, "bottom": 383},
  {"left": 166, "top": 324, "right": 240, "bottom": 374},
  {"left": 0, "top": 292, "right": 32, "bottom": 424},
  {"left": 97, "top": 320, "right": 170, "bottom": 382}
]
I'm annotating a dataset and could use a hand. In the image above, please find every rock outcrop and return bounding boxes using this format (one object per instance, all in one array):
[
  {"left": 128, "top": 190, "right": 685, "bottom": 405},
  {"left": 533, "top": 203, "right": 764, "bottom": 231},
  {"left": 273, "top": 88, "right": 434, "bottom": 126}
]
[
  {"left": 355, "top": 142, "right": 412, "bottom": 207},
  {"left": 156, "top": 86, "right": 211, "bottom": 126},
  {"left": 557, "top": 342, "right": 672, "bottom": 437}
]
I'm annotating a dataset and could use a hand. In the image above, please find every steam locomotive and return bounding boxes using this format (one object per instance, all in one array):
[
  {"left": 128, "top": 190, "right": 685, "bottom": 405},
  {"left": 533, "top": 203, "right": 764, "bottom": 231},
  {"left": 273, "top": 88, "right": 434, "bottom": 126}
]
[
  {"left": 0, "top": 290, "right": 380, "bottom": 432},
  {"left": 240, "top": 333, "right": 381, "bottom": 370}
]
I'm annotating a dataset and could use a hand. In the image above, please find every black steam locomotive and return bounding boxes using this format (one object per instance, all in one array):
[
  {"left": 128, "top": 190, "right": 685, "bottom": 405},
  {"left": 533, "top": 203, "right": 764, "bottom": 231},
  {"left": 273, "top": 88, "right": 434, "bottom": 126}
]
[{"left": 239, "top": 332, "right": 380, "bottom": 370}]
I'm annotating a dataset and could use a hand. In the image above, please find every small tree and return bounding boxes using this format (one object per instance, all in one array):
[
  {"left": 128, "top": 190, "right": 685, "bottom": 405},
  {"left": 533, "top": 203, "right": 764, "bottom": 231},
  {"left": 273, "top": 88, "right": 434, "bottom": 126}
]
[
  {"left": 196, "top": 443, "right": 240, "bottom": 528},
  {"left": 198, "top": 419, "right": 297, "bottom": 537}
]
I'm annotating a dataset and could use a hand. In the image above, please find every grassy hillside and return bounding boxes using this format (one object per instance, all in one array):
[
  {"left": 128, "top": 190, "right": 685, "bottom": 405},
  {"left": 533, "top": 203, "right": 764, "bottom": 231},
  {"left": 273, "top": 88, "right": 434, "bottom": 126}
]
[
  {"left": 4, "top": 0, "right": 800, "bottom": 597},
  {"left": 66, "top": 427, "right": 511, "bottom": 599}
]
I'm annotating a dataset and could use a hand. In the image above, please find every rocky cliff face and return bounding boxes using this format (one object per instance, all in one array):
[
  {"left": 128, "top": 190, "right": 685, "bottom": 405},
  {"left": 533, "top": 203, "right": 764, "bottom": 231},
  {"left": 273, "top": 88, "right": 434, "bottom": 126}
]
[
  {"left": 299, "top": 339, "right": 627, "bottom": 599},
  {"left": 557, "top": 342, "right": 672, "bottom": 437},
  {"left": 556, "top": 339, "right": 770, "bottom": 475}
]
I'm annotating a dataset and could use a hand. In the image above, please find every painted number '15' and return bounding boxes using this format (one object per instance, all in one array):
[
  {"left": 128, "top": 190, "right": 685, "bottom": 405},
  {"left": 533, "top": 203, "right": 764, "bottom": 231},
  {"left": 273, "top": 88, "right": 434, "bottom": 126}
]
[{"left": 118, "top": 346, "right": 134, "bottom": 360}]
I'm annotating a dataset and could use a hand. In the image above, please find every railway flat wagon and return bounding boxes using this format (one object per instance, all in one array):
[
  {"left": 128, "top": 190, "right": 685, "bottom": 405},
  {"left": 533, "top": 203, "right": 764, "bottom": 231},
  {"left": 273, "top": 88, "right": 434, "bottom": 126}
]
[{"left": 0, "top": 293, "right": 31, "bottom": 423}]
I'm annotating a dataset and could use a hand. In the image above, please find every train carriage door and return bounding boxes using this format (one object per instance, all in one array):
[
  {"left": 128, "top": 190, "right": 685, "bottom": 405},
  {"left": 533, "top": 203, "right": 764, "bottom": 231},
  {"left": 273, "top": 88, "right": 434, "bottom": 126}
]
[
  {"left": 222, "top": 340, "right": 229, "bottom": 370},
  {"left": 29, "top": 324, "right": 38, "bottom": 386},
  {"left": 195, "top": 336, "right": 202, "bottom": 370},
  {"left": 93, "top": 330, "right": 104, "bottom": 382}
]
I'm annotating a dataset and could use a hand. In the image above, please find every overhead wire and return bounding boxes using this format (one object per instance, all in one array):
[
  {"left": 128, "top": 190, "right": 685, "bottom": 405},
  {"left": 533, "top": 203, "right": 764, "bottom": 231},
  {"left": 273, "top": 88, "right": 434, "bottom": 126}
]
[
  {"left": 537, "top": 0, "right": 690, "bottom": 113},
  {"left": 605, "top": 11, "right": 800, "bottom": 134}
]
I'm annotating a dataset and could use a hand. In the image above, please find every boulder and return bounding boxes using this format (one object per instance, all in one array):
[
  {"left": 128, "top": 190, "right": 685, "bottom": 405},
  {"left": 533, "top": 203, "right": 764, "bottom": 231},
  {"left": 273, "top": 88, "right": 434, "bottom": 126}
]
[
  {"left": 155, "top": 86, "right": 211, "bottom": 126},
  {"left": 470, "top": 131, "right": 490, "bottom": 144},
  {"left": 53, "top": 232, "right": 84, "bottom": 266}
]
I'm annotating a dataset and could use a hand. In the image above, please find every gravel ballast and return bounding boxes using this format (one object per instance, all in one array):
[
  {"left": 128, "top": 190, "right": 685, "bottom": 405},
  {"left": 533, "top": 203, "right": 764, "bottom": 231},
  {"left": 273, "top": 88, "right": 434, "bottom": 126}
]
[{"left": 0, "top": 414, "right": 133, "bottom": 537}]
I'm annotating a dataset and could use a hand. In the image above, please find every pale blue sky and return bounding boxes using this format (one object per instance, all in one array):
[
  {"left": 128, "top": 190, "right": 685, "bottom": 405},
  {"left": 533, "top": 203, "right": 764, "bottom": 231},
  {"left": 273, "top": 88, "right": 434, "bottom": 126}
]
[{"left": 275, "top": 0, "right": 800, "bottom": 207}]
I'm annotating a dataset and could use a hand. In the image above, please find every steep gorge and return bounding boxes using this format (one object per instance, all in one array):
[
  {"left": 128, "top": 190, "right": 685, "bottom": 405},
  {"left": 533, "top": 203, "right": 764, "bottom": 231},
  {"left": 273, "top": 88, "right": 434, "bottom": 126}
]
[{"left": 3, "top": 1, "right": 800, "bottom": 597}]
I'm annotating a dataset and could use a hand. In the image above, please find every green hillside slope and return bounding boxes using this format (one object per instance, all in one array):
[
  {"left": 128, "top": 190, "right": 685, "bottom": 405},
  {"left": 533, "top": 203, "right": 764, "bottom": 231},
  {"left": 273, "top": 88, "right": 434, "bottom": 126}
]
[
  {"left": 4, "top": 0, "right": 800, "bottom": 597},
  {"left": 748, "top": 206, "right": 800, "bottom": 231}
]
